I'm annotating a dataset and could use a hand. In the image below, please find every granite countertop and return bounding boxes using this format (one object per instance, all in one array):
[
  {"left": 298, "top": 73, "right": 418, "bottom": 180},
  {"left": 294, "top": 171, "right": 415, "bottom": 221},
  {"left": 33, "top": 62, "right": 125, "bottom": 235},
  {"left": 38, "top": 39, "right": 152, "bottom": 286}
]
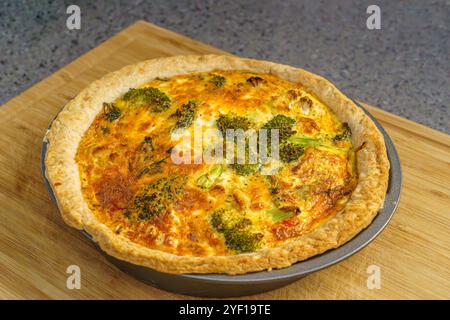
[{"left": 1, "top": 0, "right": 448, "bottom": 133}]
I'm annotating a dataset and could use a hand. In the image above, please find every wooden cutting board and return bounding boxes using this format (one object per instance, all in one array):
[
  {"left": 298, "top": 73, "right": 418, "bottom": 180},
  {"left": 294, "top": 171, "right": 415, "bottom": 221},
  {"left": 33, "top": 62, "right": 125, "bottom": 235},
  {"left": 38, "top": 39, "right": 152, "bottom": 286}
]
[{"left": 0, "top": 21, "right": 449, "bottom": 300}]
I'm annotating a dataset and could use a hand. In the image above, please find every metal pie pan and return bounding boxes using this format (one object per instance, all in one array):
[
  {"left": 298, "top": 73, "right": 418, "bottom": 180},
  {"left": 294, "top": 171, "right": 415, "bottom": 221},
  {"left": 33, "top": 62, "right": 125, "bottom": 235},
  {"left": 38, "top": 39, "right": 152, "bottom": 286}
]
[{"left": 41, "top": 101, "right": 402, "bottom": 297}]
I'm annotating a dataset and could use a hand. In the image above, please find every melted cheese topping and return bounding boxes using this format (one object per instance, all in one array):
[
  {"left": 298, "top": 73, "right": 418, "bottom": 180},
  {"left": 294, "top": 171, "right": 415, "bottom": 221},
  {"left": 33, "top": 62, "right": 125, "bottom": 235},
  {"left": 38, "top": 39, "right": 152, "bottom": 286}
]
[{"left": 76, "top": 70, "right": 357, "bottom": 256}]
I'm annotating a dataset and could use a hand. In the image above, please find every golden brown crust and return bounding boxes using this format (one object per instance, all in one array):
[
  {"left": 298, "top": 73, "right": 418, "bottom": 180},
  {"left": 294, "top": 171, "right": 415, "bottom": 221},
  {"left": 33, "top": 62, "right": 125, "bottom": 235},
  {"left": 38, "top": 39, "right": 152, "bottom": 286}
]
[{"left": 45, "top": 55, "right": 389, "bottom": 274}]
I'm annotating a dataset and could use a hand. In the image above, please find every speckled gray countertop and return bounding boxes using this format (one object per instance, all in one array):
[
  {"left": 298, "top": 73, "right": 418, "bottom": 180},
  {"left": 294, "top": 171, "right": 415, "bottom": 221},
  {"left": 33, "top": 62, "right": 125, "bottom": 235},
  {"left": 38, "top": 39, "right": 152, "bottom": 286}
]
[{"left": 1, "top": 0, "right": 449, "bottom": 133}]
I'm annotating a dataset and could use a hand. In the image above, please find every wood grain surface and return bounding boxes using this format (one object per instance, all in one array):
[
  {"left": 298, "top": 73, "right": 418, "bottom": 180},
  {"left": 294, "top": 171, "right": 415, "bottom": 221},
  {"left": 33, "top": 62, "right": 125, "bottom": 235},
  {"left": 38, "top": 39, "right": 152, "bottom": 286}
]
[{"left": 0, "top": 21, "right": 448, "bottom": 300}]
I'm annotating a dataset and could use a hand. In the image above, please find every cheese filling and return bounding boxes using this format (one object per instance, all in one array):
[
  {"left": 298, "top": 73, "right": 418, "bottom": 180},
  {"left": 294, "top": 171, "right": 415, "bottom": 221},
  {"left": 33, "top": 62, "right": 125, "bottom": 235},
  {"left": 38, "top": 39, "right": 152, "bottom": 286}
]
[{"left": 76, "top": 70, "right": 357, "bottom": 256}]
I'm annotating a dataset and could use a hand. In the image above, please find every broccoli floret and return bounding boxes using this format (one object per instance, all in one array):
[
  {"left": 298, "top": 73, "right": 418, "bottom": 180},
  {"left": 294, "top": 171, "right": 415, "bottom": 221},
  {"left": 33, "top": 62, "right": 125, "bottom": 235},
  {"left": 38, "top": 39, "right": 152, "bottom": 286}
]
[
  {"left": 216, "top": 114, "right": 259, "bottom": 175},
  {"left": 129, "top": 177, "right": 184, "bottom": 221},
  {"left": 123, "top": 87, "right": 171, "bottom": 112},
  {"left": 216, "top": 114, "right": 252, "bottom": 135},
  {"left": 279, "top": 142, "right": 304, "bottom": 163},
  {"left": 210, "top": 209, "right": 263, "bottom": 253},
  {"left": 333, "top": 123, "right": 352, "bottom": 142},
  {"left": 231, "top": 148, "right": 261, "bottom": 175},
  {"left": 209, "top": 75, "right": 226, "bottom": 88},
  {"left": 262, "top": 115, "right": 298, "bottom": 162},
  {"left": 263, "top": 114, "right": 296, "bottom": 128},
  {"left": 231, "top": 137, "right": 261, "bottom": 176},
  {"left": 150, "top": 177, "right": 182, "bottom": 193},
  {"left": 133, "top": 192, "right": 165, "bottom": 220},
  {"left": 262, "top": 114, "right": 297, "bottom": 142},
  {"left": 103, "top": 102, "right": 121, "bottom": 122},
  {"left": 172, "top": 100, "right": 197, "bottom": 129}
]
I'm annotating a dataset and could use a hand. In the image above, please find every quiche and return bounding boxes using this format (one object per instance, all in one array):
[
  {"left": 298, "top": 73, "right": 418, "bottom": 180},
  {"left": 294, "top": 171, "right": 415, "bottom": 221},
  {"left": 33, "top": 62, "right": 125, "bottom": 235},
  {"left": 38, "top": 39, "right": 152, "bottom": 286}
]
[{"left": 45, "top": 55, "right": 389, "bottom": 275}]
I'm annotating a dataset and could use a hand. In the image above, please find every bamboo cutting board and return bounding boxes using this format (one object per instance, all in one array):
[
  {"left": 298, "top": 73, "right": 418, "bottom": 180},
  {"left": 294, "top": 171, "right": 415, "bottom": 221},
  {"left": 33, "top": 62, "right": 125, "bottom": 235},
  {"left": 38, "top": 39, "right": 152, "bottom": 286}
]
[{"left": 0, "top": 21, "right": 449, "bottom": 300}]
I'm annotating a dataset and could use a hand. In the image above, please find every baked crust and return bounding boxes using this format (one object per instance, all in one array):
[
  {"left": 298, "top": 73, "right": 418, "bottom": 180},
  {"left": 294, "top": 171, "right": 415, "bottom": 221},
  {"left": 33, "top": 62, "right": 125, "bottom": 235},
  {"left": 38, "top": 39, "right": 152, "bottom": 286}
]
[{"left": 45, "top": 55, "right": 389, "bottom": 274}]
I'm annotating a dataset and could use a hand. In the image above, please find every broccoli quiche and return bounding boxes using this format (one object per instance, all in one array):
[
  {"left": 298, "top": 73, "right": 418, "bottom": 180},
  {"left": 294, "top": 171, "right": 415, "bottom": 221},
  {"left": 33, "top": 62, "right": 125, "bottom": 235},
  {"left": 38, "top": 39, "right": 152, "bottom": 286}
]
[{"left": 45, "top": 55, "right": 389, "bottom": 275}]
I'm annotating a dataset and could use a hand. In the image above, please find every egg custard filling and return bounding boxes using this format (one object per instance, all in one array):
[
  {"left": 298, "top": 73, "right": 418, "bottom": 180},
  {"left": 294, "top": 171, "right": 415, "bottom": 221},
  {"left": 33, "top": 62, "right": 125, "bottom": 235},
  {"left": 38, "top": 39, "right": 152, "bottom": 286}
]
[{"left": 75, "top": 70, "right": 358, "bottom": 257}]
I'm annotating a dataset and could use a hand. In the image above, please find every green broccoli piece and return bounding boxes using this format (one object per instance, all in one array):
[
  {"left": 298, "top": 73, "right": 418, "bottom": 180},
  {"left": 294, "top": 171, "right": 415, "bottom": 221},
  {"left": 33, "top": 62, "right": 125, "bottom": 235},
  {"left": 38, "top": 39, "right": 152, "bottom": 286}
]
[
  {"left": 262, "top": 114, "right": 297, "bottom": 142},
  {"left": 209, "top": 75, "right": 226, "bottom": 88},
  {"left": 262, "top": 115, "right": 299, "bottom": 162},
  {"left": 210, "top": 209, "right": 263, "bottom": 253},
  {"left": 133, "top": 192, "right": 165, "bottom": 221},
  {"left": 263, "top": 114, "right": 296, "bottom": 128},
  {"left": 333, "top": 123, "right": 352, "bottom": 142},
  {"left": 172, "top": 100, "right": 197, "bottom": 129},
  {"left": 231, "top": 137, "right": 261, "bottom": 176},
  {"left": 103, "top": 102, "right": 121, "bottom": 122},
  {"left": 130, "top": 177, "right": 184, "bottom": 221},
  {"left": 216, "top": 114, "right": 260, "bottom": 175},
  {"left": 123, "top": 87, "right": 171, "bottom": 112},
  {"left": 150, "top": 176, "right": 184, "bottom": 194},
  {"left": 216, "top": 114, "right": 252, "bottom": 135},
  {"left": 279, "top": 142, "right": 304, "bottom": 163}
]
